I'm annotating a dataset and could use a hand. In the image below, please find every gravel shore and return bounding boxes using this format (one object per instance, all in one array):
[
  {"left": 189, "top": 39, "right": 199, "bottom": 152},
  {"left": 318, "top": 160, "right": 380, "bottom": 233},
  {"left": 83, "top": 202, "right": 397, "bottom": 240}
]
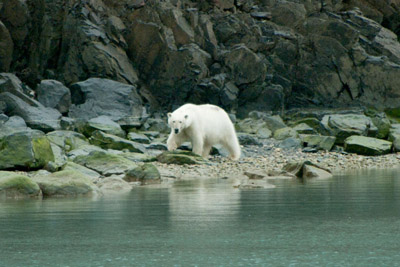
[{"left": 154, "top": 141, "right": 400, "bottom": 180}]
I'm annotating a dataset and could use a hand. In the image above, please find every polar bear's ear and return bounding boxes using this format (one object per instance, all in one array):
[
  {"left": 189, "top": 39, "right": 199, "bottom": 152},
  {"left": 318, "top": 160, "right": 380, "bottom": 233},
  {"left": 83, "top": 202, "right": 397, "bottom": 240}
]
[
  {"left": 168, "top": 113, "right": 172, "bottom": 118},
  {"left": 184, "top": 115, "right": 188, "bottom": 119}
]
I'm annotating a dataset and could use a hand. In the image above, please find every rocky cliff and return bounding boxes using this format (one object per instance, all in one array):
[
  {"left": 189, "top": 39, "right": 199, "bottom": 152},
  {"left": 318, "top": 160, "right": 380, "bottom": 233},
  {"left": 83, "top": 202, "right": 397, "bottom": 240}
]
[{"left": 1, "top": 0, "right": 400, "bottom": 117}]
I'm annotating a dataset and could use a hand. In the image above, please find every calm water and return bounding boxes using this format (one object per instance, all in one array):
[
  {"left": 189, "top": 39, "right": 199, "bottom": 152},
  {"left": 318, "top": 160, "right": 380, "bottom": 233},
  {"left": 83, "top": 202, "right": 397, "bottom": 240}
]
[{"left": 1, "top": 169, "right": 400, "bottom": 266}]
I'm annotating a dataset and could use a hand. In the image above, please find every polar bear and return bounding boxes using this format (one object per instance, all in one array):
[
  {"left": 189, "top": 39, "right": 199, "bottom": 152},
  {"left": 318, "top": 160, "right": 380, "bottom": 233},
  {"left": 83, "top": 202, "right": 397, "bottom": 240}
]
[{"left": 167, "top": 103, "right": 241, "bottom": 160}]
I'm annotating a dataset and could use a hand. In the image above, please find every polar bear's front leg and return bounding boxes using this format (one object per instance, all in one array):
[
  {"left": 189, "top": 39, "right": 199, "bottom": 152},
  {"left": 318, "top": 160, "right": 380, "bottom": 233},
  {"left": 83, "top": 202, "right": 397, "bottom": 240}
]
[
  {"left": 167, "top": 133, "right": 178, "bottom": 151},
  {"left": 191, "top": 136, "right": 204, "bottom": 156}
]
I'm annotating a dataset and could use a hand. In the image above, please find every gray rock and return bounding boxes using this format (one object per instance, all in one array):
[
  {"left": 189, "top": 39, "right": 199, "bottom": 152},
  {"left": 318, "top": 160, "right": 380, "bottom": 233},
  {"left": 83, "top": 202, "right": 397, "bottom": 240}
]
[
  {"left": 293, "top": 123, "right": 317, "bottom": 134},
  {"left": 300, "top": 134, "right": 336, "bottom": 151},
  {"left": 73, "top": 151, "right": 138, "bottom": 176},
  {"left": 97, "top": 176, "right": 133, "bottom": 193},
  {"left": 37, "top": 80, "right": 71, "bottom": 114},
  {"left": 0, "top": 22, "right": 13, "bottom": 72},
  {"left": 141, "top": 118, "right": 169, "bottom": 133},
  {"left": 69, "top": 78, "right": 143, "bottom": 121},
  {"left": 146, "top": 142, "right": 168, "bottom": 151},
  {"left": 31, "top": 170, "right": 98, "bottom": 197},
  {"left": 62, "top": 162, "right": 101, "bottom": 180},
  {"left": 237, "top": 133, "right": 262, "bottom": 146},
  {"left": 124, "top": 163, "right": 161, "bottom": 185},
  {"left": 46, "top": 130, "right": 89, "bottom": 152},
  {"left": 127, "top": 132, "right": 151, "bottom": 144},
  {"left": 344, "top": 136, "right": 392, "bottom": 156},
  {"left": 157, "top": 151, "right": 207, "bottom": 165},
  {"left": 278, "top": 137, "right": 302, "bottom": 149},
  {"left": 0, "top": 92, "right": 61, "bottom": 132},
  {"left": 322, "top": 114, "right": 378, "bottom": 144},
  {"left": 90, "top": 130, "right": 146, "bottom": 153},
  {"left": 78, "top": 115, "right": 126, "bottom": 138},
  {"left": 282, "top": 161, "right": 332, "bottom": 180},
  {"left": 273, "top": 127, "right": 299, "bottom": 141}
]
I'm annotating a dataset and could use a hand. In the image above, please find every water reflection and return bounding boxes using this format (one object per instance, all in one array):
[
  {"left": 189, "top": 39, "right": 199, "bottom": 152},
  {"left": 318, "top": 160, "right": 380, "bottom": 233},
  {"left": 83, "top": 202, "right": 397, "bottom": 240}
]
[{"left": 0, "top": 169, "right": 400, "bottom": 266}]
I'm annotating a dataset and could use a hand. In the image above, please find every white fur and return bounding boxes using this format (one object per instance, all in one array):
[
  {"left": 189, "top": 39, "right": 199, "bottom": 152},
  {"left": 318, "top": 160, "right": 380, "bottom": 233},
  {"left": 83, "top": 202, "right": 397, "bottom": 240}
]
[{"left": 167, "top": 103, "right": 241, "bottom": 160}]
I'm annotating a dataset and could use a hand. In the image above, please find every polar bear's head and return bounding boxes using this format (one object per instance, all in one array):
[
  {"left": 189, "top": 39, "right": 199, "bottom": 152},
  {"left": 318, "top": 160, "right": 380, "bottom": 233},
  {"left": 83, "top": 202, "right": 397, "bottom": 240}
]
[{"left": 168, "top": 112, "right": 190, "bottom": 134}]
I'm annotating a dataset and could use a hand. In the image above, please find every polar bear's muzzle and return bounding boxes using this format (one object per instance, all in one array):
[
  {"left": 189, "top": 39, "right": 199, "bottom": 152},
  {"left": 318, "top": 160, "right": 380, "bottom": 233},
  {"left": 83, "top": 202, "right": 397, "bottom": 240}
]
[{"left": 174, "top": 128, "right": 179, "bottom": 134}]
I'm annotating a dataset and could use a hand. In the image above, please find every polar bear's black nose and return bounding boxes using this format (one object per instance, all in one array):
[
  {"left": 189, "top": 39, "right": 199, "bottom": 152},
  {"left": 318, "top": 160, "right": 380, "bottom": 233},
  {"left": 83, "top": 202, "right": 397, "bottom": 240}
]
[{"left": 174, "top": 129, "right": 179, "bottom": 134}]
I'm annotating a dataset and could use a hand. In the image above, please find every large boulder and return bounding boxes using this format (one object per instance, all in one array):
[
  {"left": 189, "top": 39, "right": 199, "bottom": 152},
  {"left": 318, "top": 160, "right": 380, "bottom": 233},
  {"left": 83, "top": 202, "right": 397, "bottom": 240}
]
[
  {"left": 46, "top": 130, "right": 89, "bottom": 152},
  {"left": 73, "top": 151, "right": 138, "bottom": 176},
  {"left": 89, "top": 130, "right": 146, "bottom": 153},
  {"left": 124, "top": 163, "right": 161, "bottom": 185},
  {"left": 300, "top": 134, "right": 336, "bottom": 151},
  {"left": 0, "top": 171, "right": 41, "bottom": 199},
  {"left": 31, "top": 170, "right": 98, "bottom": 197},
  {"left": 77, "top": 115, "right": 126, "bottom": 138},
  {"left": 0, "top": 130, "right": 54, "bottom": 170},
  {"left": 321, "top": 114, "right": 378, "bottom": 144},
  {"left": 282, "top": 161, "right": 333, "bottom": 180},
  {"left": 0, "top": 92, "right": 61, "bottom": 132},
  {"left": 344, "top": 136, "right": 392, "bottom": 156},
  {"left": 36, "top": 80, "right": 71, "bottom": 114},
  {"left": 69, "top": 78, "right": 143, "bottom": 121}
]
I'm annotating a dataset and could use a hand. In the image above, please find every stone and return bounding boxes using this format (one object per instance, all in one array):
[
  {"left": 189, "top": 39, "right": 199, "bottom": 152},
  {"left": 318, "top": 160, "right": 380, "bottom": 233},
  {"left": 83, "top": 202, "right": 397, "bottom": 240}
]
[
  {"left": 127, "top": 132, "right": 151, "bottom": 144},
  {"left": 322, "top": 114, "right": 378, "bottom": 144},
  {"left": 31, "top": 170, "right": 98, "bottom": 197},
  {"left": 66, "top": 145, "right": 105, "bottom": 160},
  {"left": 0, "top": 130, "right": 54, "bottom": 170},
  {"left": 36, "top": 80, "right": 71, "bottom": 114},
  {"left": 46, "top": 130, "right": 89, "bottom": 152},
  {"left": 293, "top": 123, "right": 317, "bottom": 134},
  {"left": 73, "top": 151, "right": 138, "bottom": 176},
  {"left": 344, "top": 136, "right": 392, "bottom": 156},
  {"left": 0, "top": 92, "right": 61, "bottom": 132},
  {"left": 303, "top": 165, "right": 333, "bottom": 180},
  {"left": 156, "top": 151, "right": 207, "bottom": 165},
  {"left": 141, "top": 118, "right": 169, "bottom": 133},
  {"left": 273, "top": 127, "right": 299, "bottom": 141},
  {"left": 300, "top": 134, "right": 336, "bottom": 151},
  {"left": 124, "top": 163, "right": 161, "bottom": 184},
  {"left": 145, "top": 142, "right": 168, "bottom": 151},
  {"left": 89, "top": 130, "right": 146, "bottom": 153},
  {"left": 69, "top": 78, "right": 143, "bottom": 121},
  {"left": 62, "top": 162, "right": 100, "bottom": 180},
  {"left": 78, "top": 115, "right": 126, "bottom": 138},
  {"left": 0, "top": 171, "right": 41, "bottom": 199},
  {"left": 97, "top": 176, "right": 132, "bottom": 193},
  {"left": 237, "top": 133, "right": 262, "bottom": 146},
  {"left": 282, "top": 161, "right": 332, "bottom": 179},
  {"left": 47, "top": 143, "right": 67, "bottom": 171},
  {"left": 365, "top": 110, "right": 391, "bottom": 139}
]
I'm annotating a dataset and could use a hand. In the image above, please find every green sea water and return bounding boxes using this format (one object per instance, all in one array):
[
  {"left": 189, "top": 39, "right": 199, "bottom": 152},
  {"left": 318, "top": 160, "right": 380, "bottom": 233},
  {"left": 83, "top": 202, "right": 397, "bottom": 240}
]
[{"left": 1, "top": 169, "right": 400, "bottom": 266}]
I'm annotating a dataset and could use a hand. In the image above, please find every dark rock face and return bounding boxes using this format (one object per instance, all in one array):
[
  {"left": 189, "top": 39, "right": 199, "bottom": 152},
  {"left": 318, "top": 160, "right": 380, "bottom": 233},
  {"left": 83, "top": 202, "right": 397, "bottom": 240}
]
[
  {"left": 0, "top": 0, "right": 400, "bottom": 114},
  {"left": 69, "top": 78, "right": 143, "bottom": 121}
]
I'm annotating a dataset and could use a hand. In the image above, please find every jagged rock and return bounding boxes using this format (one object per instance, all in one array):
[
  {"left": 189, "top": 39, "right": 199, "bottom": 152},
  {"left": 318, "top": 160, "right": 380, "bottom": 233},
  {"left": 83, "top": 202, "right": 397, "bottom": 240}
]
[
  {"left": 0, "top": 129, "right": 54, "bottom": 170},
  {"left": 300, "top": 134, "right": 336, "bottom": 151},
  {"left": 0, "top": 171, "right": 41, "bottom": 199},
  {"left": 89, "top": 130, "right": 146, "bottom": 153},
  {"left": 146, "top": 142, "right": 168, "bottom": 151},
  {"left": 282, "top": 161, "right": 332, "bottom": 180},
  {"left": 37, "top": 80, "right": 71, "bottom": 114},
  {"left": 1, "top": 115, "right": 26, "bottom": 130},
  {"left": 0, "top": 21, "right": 13, "bottom": 72},
  {"left": 119, "top": 151, "right": 157, "bottom": 163},
  {"left": 60, "top": 1, "right": 138, "bottom": 85},
  {"left": 344, "top": 136, "right": 392, "bottom": 156},
  {"left": 69, "top": 78, "right": 143, "bottom": 121},
  {"left": 293, "top": 123, "right": 317, "bottom": 134},
  {"left": 67, "top": 145, "right": 105, "bottom": 160},
  {"left": 127, "top": 132, "right": 151, "bottom": 144},
  {"left": 365, "top": 110, "right": 391, "bottom": 139},
  {"left": 273, "top": 127, "right": 298, "bottom": 141},
  {"left": 62, "top": 162, "right": 100, "bottom": 180},
  {"left": 223, "top": 44, "right": 267, "bottom": 86},
  {"left": 237, "top": 133, "right": 262, "bottom": 146},
  {"left": 73, "top": 151, "right": 138, "bottom": 176},
  {"left": 124, "top": 163, "right": 161, "bottom": 184},
  {"left": 47, "top": 143, "right": 67, "bottom": 172},
  {"left": 77, "top": 115, "right": 126, "bottom": 138},
  {"left": 46, "top": 130, "right": 89, "bottom": 152},
  {"left": 0, "top": 92, "right": 61, "bottom": 132},
  {"left": 0, "top": 0, "right": 30, "bottom": 48},
  {"left": 157, "top": 151, "right": 207, "bottom": 165},
  {"left": 321, "top": 114, "right": 378, "bottom": 144},
  {"left": 235, "top": 118, "right": 271, "bottom": 138},
  {"left": 31, "top": 170, "right": 98, "bottom": 197},
  {"left": 141, "top": 118, "right": 169, "bottom": 133}
]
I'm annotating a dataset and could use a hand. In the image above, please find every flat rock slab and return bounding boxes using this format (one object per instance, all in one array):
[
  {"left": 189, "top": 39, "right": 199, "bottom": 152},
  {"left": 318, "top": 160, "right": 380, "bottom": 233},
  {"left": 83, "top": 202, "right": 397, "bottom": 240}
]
[{"left": 344, "top": 136, "right": 392, "bottom": 156}]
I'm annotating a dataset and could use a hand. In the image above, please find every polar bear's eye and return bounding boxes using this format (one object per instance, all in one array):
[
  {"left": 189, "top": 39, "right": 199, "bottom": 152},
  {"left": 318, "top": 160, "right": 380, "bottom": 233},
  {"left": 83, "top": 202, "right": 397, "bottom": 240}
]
[{"left": 179, "top": 121, "right": 182, "bottom": 123}]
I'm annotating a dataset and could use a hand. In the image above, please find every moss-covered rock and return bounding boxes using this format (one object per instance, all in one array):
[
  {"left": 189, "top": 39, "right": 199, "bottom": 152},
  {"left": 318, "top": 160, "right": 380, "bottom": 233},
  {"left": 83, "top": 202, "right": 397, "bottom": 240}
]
[
  {"left": 78, "top": 115, "right": 125, "bottom": 138},
  {"left": 46, "top": 130, "right": 89, "bottom": 151},
  {"left": 31, "top": 170, "right": 97, "bottom": 197},
  {"left": 0, "top": 171, "right": 41, "bottom": 199},
  {"left": 273, "top": 127, "right": 298, "bottom": 140},
  {"left": 300, "top": 134, "right": 336, "bottom": 151},
  {"left": 157, "top": 151, "right": 207, "bottom": 165},
  {"left": 89, "top": 130, "right": 146, "bottom": 153},
  {"left": 365, "top": 110, "right": 391, "bottom": 139},
  {"left": 0, "top": 130, "right": 54, "bottom": 170},
  {"left": 124, "top": 163, "right": 161, "bottom": 184},
  {"left": 62, "top": 162, "right": 101, "bottom": 180},
  {"left": 344, "top": 136, "right": 392, "bottom": 156},
  {"left": 282, "top": 161, "right": 332, "bottom": 179},
  {"left": 73, "top": 151, "right": 138, "bottom": 176}
]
